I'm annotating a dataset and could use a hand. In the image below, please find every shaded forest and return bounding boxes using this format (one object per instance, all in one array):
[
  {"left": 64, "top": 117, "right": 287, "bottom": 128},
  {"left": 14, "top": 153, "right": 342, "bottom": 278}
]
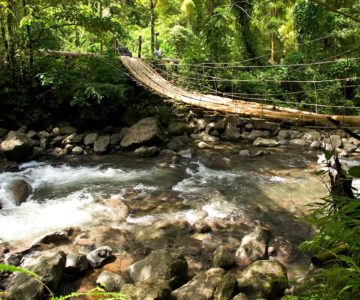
[{"left": 1, "top": 0, "right": 360, "bottom": 127}]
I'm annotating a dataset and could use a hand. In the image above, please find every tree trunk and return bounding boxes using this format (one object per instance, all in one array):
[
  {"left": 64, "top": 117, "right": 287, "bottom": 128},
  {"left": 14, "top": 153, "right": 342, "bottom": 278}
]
[
  {"left": 0, "top": 14, "right": 9, "bottom": 65},
  {"left": 6, "top": 1, "right": 16, "bottom": 73},
  {"left": 150, "top": 0, "right": 156, "bottom": 57},
  {"left": 22, "top": 0, "right": 33, "bottom": 71},
  {"left": 99, "top": 2, "right": 103, "bottom": 55},
  {"left": 232, "top": 0, "right": 257, "bottom": 61},
  {"left": 270, "top": 8, "right": 276, "bottom": 64}
]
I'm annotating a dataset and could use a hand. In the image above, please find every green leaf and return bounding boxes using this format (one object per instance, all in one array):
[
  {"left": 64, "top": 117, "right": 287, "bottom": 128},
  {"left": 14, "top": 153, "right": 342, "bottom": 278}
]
[
  {"left": 0, "top": 264, "right": 40, "bottom": 279},
  {"left": 348, "top": 166, "right": 360, "bottom": 178}
]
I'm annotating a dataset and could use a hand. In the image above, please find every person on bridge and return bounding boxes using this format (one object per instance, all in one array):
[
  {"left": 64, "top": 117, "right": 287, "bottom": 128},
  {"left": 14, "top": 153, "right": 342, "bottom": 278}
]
[{"left": 155, "top": 47, "right": 162, "bottom": 59}]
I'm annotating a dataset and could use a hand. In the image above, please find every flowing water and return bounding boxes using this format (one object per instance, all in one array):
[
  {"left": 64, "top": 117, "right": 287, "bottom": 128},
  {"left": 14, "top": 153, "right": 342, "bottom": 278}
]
[{"left": 1, "top": 147, "right": 358, "bottom": 278}]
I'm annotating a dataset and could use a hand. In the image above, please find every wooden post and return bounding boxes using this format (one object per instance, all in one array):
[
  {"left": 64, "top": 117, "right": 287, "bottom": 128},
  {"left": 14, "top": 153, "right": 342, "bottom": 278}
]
[{"left": 138, "top": 35, "right": 142, "bottom": 58}]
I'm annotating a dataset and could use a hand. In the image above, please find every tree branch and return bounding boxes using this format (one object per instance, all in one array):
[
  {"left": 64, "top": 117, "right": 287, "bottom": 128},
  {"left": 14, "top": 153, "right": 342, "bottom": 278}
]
[{"left": 311, "top": 0, "right": 360, "bottom": 23}]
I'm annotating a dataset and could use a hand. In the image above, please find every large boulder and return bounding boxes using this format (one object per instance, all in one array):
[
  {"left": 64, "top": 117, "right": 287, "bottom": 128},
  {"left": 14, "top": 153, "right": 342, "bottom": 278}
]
[
  {"left": 170, "top": 268, "right": 237, "bottom": 300},
  {"left": 127, "top": 249, "right": 188, "bottom": 289},
  {"left": 237, "top": 260, "right": 288, "bottom": 299},
  {"left": 0, "top": 131, "right": 35, "bottom": 162},
  {"left": 9, "top": 179, "right": 33, "bottom": 206},
  {"left": 120, "top": 117, "right": 165, "bottom": 148},
  {"left": 5, "top": 251, "right": 66, "bottom": 300},
  {"left": 235, "top": 226, "right": 271, "bottom": 267}
]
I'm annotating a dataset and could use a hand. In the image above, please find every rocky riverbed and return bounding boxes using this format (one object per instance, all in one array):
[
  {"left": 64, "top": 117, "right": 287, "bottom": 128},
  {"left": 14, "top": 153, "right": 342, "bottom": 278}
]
[{"left": 1, "top": 114, "right": 360, "bottom": 299}]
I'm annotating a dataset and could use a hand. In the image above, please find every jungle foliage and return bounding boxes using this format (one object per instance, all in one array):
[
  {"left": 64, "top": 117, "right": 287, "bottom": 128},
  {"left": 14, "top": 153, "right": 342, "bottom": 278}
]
[{"left": 1, "top": 0, "right": 360, "bottom": 126}]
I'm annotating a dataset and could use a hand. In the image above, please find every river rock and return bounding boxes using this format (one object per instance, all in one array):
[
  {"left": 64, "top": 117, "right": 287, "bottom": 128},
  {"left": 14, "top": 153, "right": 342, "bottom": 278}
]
[
  {"left": 121, "top": 117, "right": 165, "bottom": 148},
  {"left": 0, "top": 131, "right": 35, "bottom": 162},
  {"left": 310, "top": 141, "right": 322, "bottom": 150},
  {"left": 37, "top": 131, "right": 49, "bottom": 139},
  {"left": 253, "top": 138, "right": 279, "bottom": 147},
  {"left": 196, "top": 119, "right": 208, "bottom": 131},
  {"left": 167, "top": 137, "right": 185, "bottom": 151},
  {"left": 235, "top": 226, "right": 271, "bottom": 267},
  {"left": 110, "top": 133, "right": 122, "bottom": 145},
  {"left": 72, "top": 146, "right": 84, "bottom": 155},
  {"left": 64, "top": 144, "right": 73, "bottom": 153},
  {"left": 214, "top": 118, "right": 227, "bottom": 132},
  {"left": 84, "top": 133, "right": 98, "bottom": 145},
  {"left": 39, "top": 137, "right": 49, "bottom": 149},
  {"left": 5, "top": 251, "right": 66, "bottom": 300},
  {"left": 248, "top": 130, "right": 270, "bottom": 141},
  {"left": 252, "top": 120, "right": 280, "bottom": 133},
  {"left": 87, "top": 246, "right": 113, "bottom": 268},
  {"left": 289, "top": 139, "right": 306, "bottom": 147},
  {"left": 17, "top": 126, "right": 27, "bottom": 134},
  {"left": 102, "top": 198, "right": 129, "bottom": 222},
  {"left": 170, "top": 268, "right": 236, "bottom": 300},
  {"left": 94, "top": 135, "right": 110, "bottom": 153},
  {"left": 213, "top": 245, "right": 234, "bottom": 269},
  {"left": 59, "top": 126, "right": 77, "bottom": 135},
  {"left": 232, "top": 293, "right": 249, "bottom": 300},
  {"left": 50, "top": 135, "right": 64, "bottom": 148},
  {"left": 26, "top": 130, "right": 37, "bottom": 139},
  {"left": 178, "top": 149, "right": 192, "bottom": 158},
  {"left": 303, "top": 130, "right": 321, "bottom": 142},
  {"left": 52, "top": 127, "right": 61, "bottom": 136},
  {"left": 127, "top": 249, "right": 188, "bottom": 289},
  {"left": 31, "top": 229, "right": 72, "bottom": 246},
  {"left": 344, "top": 143, "right": 357, "bottom": 153},
  {"left": 330, "top": 135, "right": 342, "bottom": 149},
  {"left": 205, "top": 122, "right": 215, "bottom": 134},
  {"left": 168, "top": 122, "right": 191, "bottom": 136},
  {"left": 65, "top": 253, "right": 89, "bottom": 273},
  {"left": 191, "top": 132, "right": 219, "bottom": 143},
  {"left": 134, "top": 146, "right": 160, "bottom": 157},
  {"left": 269, "top": 237, "right": 298, "bottom": 264},
  {"left": 196, "top": 141, "right": 213, "bottom": 149},
  {"left": 349, "top": 137, "right": 360, "bottom": 146},
  {"left": 9, "top": 179, "right": 32, "bottom": 206},
  {"left": 96, "top": 271, "right": 125, "bottom": 292},
  {"left": 222, "top": 125, "right": 241, "bottom": 140},
  {"left": 62, "top": 133, "right": 84, "bottom": 145},
  {"left": 237, "top": 260, "right": 288, "bottom": 299},
  {"left": 277, "top": 130, "right": 292, "bottom": 140},
  {"left": 0, "top": 161, "right": 18, "bottom": 173},
  {"left": 238, "top": 150, "right": 250, "bottom": 157},
  {"left": 121, "top": 281, "right": 171, "bottom": 300}
]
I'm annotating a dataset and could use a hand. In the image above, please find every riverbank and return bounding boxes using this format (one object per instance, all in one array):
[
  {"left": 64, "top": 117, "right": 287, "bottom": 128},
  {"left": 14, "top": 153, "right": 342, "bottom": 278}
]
[{"left": 1, "top": 114, "right": 360, "bottom": 299}]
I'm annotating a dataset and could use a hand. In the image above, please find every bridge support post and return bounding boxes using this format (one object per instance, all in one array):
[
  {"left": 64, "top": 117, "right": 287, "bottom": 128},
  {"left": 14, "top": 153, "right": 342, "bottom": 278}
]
[{"left": 138, "top": 36, "right": 142, "bottom": 58}]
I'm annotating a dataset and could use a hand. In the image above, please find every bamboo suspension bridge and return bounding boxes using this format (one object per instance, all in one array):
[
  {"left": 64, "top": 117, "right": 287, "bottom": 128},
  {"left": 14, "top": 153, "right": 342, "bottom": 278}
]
[
  {"left": 119, "top": 55, "right": 360, "bottom": 126},
  {"left": 43, "top": 50, "right": 360, "bottom": 126}
]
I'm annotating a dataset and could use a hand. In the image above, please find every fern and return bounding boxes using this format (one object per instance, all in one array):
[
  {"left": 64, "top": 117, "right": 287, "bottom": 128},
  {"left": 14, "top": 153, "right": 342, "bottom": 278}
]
[{"left": 0, "top": 264, "right": 126, "bottom": 300}]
